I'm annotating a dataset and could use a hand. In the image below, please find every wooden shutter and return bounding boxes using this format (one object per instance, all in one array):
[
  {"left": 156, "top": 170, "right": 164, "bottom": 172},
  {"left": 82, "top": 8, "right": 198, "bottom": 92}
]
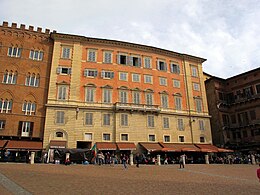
[
  {"left": 56, "top": 66, "right": 61, "bottom": 74},
  {"left": 68, "top": 68, "right": 72, "bottom": 75},
  {"left": 29, "top": 122, "right": 34, "bottom": 137},
  {"left": 84, "top": 69, "right": 88, "bottom": 76},
  {"left": 94, "top": 70, "right": 98, "bottom": 77},
  {"left": 18, "top": 121, "right": 23, "bottom": 136},
  {"left": 129, "top": 56, "right": 133, "bottom": 66},
  {"left": 138, "top": 57, "right": 141, "bottom": 67},
  {"left": 111, "top": 72, "right": 114, "bottom": 78}
]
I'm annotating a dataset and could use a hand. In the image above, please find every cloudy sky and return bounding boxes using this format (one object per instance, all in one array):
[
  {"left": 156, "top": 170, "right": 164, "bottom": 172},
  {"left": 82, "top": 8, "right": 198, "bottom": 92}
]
[{"left": 1, "top": 0, "right": 259, "bottom": 78}]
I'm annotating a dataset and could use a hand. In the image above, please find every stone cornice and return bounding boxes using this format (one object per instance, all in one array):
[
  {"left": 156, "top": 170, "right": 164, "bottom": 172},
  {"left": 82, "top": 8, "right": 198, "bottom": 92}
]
[{"left": 51, "top": 33, "right": 206, "bottom": 63}]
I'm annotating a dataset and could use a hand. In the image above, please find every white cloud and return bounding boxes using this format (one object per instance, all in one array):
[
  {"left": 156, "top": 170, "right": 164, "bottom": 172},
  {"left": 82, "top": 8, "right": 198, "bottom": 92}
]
[{"left": 0, "top": 0, "right": 259, "bottom": 78}]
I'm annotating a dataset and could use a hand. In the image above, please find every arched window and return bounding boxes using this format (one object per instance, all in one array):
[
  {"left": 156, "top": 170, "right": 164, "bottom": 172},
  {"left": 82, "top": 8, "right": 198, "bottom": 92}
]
[
  {"left": 22, "top": 101, "right": 36, "bottom": 115},
  {"left": 2, "top": 70, "right": 17, "bottom": 84},
  {"left": 56, "top": 132, "right": 64, "bottom": 138},
  {"left": 0, "top": 98, "right": 13, "bottom": 113},
  {"left": 25, "top": 73, "right": 40, "bottom": 87}
]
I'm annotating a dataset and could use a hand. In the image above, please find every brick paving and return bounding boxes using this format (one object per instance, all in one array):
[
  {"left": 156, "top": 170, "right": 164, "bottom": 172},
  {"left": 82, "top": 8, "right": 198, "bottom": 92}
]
[{"left": 0, "top": 163, "right": 259, "bottom": 195}]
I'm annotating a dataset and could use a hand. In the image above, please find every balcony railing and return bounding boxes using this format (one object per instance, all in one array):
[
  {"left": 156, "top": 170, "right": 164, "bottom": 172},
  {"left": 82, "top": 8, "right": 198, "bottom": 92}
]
[{"left": 115, "top": 102, "right": 161, "bottom": 113}]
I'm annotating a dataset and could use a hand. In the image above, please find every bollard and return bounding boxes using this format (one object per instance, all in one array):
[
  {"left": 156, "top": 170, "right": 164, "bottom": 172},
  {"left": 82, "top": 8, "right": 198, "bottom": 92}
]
[
  {"left": 205, "top": 154, "right": 209, "bottom": 164},
  {"left": 130, "top": 153, "right": 134, "bottom": 165},
  {"left": 30, "top": 152, "right": 35, "bottom": 164},
  {"left": 251, "top": 154, "right": 256, "bottom": 165},
  {"left": 157, "top": 155, "right": 161, "bottom": 165}
]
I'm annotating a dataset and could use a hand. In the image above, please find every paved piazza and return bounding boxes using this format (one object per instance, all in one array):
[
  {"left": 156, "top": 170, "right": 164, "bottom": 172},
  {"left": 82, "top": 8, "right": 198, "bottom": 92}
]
[{"left": 0, "top": 163, "right": 259, "bottom": 194}]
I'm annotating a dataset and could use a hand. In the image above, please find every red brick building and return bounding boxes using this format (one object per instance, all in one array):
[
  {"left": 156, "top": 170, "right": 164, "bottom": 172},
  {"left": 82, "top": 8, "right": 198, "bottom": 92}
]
[{"left": 0, "top": 22, "right": 53, "bottom": 161}]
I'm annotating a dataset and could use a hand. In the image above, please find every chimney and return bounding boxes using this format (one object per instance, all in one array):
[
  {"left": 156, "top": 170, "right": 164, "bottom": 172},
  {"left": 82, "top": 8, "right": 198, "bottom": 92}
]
[
  {"left": 29, "top": 26, "right": 34, "bottom": 31},
  {"left": 37, "top": 27, "right": 42, "bottom": 33},
  {"left": 3, "top": 21, "right": 8, "bottom": 27},
  {"left": 20, "top": 24, "right": 26, "bottom": 30},
  {"left": 11, "top": 23, "right": 17, "bottom": 28}
]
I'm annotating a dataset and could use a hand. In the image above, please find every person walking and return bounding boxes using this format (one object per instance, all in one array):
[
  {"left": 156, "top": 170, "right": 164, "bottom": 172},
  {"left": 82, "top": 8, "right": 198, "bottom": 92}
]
[
  {"left": 179, "top": 154, "right": 185, "bottom": 169},
  {"left": 135, "top": 153, "right": 141, "bottom": 168},
  {"left": 122, "top": 154, "right": 128, "bottom": 169}
]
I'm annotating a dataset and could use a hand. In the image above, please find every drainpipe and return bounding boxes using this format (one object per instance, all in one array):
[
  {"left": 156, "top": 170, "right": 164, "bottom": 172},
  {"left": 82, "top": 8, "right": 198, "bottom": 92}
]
[{"left": 182, "top": 56, "right": 194, "bottom": 143}]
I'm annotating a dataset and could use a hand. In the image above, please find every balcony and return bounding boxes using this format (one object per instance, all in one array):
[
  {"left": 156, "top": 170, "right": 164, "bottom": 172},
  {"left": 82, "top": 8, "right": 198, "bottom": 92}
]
[{"left": 114, "top": 102, "right": 161, "bottom": 113}]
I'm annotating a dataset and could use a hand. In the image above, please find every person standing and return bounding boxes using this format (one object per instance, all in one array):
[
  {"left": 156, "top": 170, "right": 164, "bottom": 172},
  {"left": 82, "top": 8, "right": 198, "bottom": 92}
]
[
  {"left": 257, "top": 164, "right": 260, "bottom": 183},
  {"left": 135, "top": 153, "right": 141, "bottom": 168},
  {"left": 122, "top": 154, "right": 128, "bottom": 169},
  {"left": 179, "top": 154, "right": 185, "bottom": 169}
]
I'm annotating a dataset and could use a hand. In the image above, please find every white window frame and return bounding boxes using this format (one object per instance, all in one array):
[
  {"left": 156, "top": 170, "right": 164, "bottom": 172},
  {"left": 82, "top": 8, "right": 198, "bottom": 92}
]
[
  {"left": 119, "top": 72, "right": 128, "bottom": 81},
  {"left": 0, "top": 120, "right": 5, "bottom": 129},
  {"left": 103, "top": 51, "right": 112, "bottom": 63},
  {"left": 25, "top": 73, "right": 40, "bottom": 87},
  {"left": 21, "top": 121, "right": 31, "bottom": 137},
  {"left": 193, "top": 83, "right": 200, "bottom": 91},
  {"left": 62, "top": 47, "right": 71, "bottom": 59},
  {"left": 103, "top": 133, "right": 111, "bottom": 141},
  {"left": 195, "top": 98, "right": 203, "bottom": 113},
  {"left": 56, "top": 66, "right": 72, "bottom": 75},
  {"left": 164, "top": 135, "right": 170, "bottom": 142},
  {"left": 84, "top": 69, "right": 98, "bottom": 77},
  {"left": 170, "top": 63, "right": 180, "bottom": 74},
  {"left": 119, "top": 91, "right": 128, "bottom": 103},
  {"left": 161, "top": 94, "right": 168, "bottom": 108},
  {"left": 29, "top": 50, "right": 44, "bottom": 61},
  {"left": 117, "top": 53, "right": 128, "bottom": 65},
  {"left": 149, "top": 134, "right": 156, "bottom": 142},
  {"left": 200, "top": 136, "right": 205, "bottom": 143},
  {"left": 179, "top": 136, "right": 185, "bottom": 142},
  {"left": 87, "top": 49, "right": 97, "bottom": 62},
  {"left": 0, "top": 99, "right": 12, "bottom": 113},
  {"left": 132, "top": 73, "right": 140, "bottom": 82},
  {"left": 129, "top": 56, "right": 141, "bottom": 67},
  {"left": 175, "top": 96, "right": 182, "bottom": 110},
  {"left": 121, "top": 134, "right": 129, "bottom": 141},
  {"left": 199, "top": 120, "right": 205, "bottom": 131},
  {"left": 85, "top": 133, "right": 93, "bottom": 141},
  {"left": 22, "top": 101, "right": 36, "bottom": 115},
  {"left": 3, "top": 71, "right": 17, "bottom": 84},
  {"left": 103, "top": 89, "right": 112, "bottom": 103},
  {"left": 146, "top": 93, "right": 153, "bottom": 105},
  {"left": 159, "top": 77, "right": 167, "bottom": 86},
  {"left": 57, "top": 85, "right": 68, "bottom": 100},
  {"left": 173, "top": 79, "right": 180, "bottom": 88},
  {"left": 132, "top": 91, "right": 140, "bottom": 104},
  {"left": 85, "top": 87, "right": 95, "bottom": 102},
  {"left": 8, "top": 47, "right": 22, "bottom": 58},
  {"left": 191, "top": 66, "right": 198, "bottom": 77},
  {"left": 144, "top": 57, "right": 151, "bottom": 68},
  {"left": 144, "top": 75, "right": 153, "bottom": 84},
  {"left": 101, "top": 71, "right": 114, "bottom": 79},
  {"left": 157, "top": 60, "right": 167, "bottom": 71}
]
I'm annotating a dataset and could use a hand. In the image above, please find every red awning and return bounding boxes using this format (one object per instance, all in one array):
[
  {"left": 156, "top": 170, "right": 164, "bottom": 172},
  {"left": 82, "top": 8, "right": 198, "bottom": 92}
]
[
  {"left": 158, "top": 143, "right": 182, "bottom": 152},
  {"left": 116, "top": 142, "right": 136, "bottom": 150},
  {"left": 139, "top": 142, "right": 163, "bottom": 152},
  {"left": 195, "top": 144, "right": 219, "bottom": 153},
  {"left": 0, "top": 140, "right": 7, "bottom": 148},
  {"left": 96, "top": 142, "right": 117, "bottom": 150},
  {"left": 49, "top": 140, "right": 67, "bottom": 148},
  {"left": 218, "top": 148, "right": 234, "bottom": 152},
  {"left": 5, "top": 140, "right": 42, "bottom": 150}
]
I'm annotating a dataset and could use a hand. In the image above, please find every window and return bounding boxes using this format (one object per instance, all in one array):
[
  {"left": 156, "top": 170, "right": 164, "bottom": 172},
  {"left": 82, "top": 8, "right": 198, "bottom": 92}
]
[
  {"left": 132, "top": 73, "right": 140, "bottom": 82},
  {"left": 144, "top": 75, "right": 153, "bottom": 84},
  {"left": 157, "top": 60, "right": 167, "bottom": 71},
  {"left": 118, "top": 134, "right": 128, "bottom": 142},
  {"left": 85, "top": 133, "right": 93, "bottom": 141},
  {"left": 103, "top": 114, "right": 111, "bottom": 125},
  {"left": 19, "top": 121, "right": 33, "bottom": 137},
  {"left": 87, "top": 49, "right": 97, "bottom": 62},
  {"left": 119, "top": 72, "right": 128, "bottom": 81},
  {"left": 62, "top": 47, "right": 71, "bottom": 59},
  {"left": 101, "top": 71, "right": 114, "bottom": 79},
  {"left": 256, "top": 84, "right": 260, "bottom": 94},
  {"left": 250, "top": 110, "right": 256, "bottom": 120},
  {"left": 84, "top": 69, "right": 98, "bottom": 77},
  {"left": 85, "top": 113, "right": 93, "bottom": 125},
  {"left": 149, "top": 135, "right": 155, "bottom": 142},
  {"left": 159, "top": 77, "right": 167, "bottom": 86},
  {"left": 191, "top": 65, "right": 198, "bottom": 77},
  {"left": 8, "top": 46, "right": 22, "bottom": 57},
  {"left": 85, "top": 87, "right": 95, "bottom": 102},
  {"left": 132, "top": 91, "right": 140, "bottom": 104},
  {"left": 179, "top": 136, "right": 185, "bottom": 142},
  {"left": 57, "top": 85, "right": 68, "bottom": 100},
  {"left": 103, "top": 89, "right": 112, "bottom": 103},
  {"left": 200, "top": 136, "right": 205, "bottom": 143},
  {"left": 120, "top": 91, "right": 128, "bottom": 103},
  {"left": 177, "top": 119, "right": 184, "bottom": 131},
  {"left": 118, "top": 54, "right": 128, "bottom": 65},
  {"left": 145, "top": 93, "right": 153, "bottom": 105},
  {"left": 22, "top": 101, "right": 36, "bottom": 115},
  {"left": 129, "top": 56, "right": 141, "bottom": 67},
  {"left": 56, "top": 111, "right": 65, "bottom": 124},
  {"left": 170, "top": 63, "right": 180, "bottom": 74},
  {"left": 144, "top": 57, "right": 151, "bottom": 68},
  {"left": 173, "top": 79, "right": 180, "bottom": 88},
  {"left": 193, "top": 83, "right": 200, "bottom": 91},
  {"left": 163, "top": 117, "right": 169, "bottom": 128},
  {"left": 0, "top": 99, "right": 12, "bottom": 113},
  {"left": 29, "top": 50, "right": 43, "bottom": 61},
  {"left": 2, "top": 70, "right": 17, "bottom": 84},
  {"left": 25, "top": 73, "right": 40, "bottom": 87},
  {"left": 231, "top": 115, "right": 236, "bottom": 124},
  {"left": 103, "top": 133, "right": 111, "bottom": 141},
  {"left": 164, "top": 135, "right": 170, "bottom": 142},
  {"left": 195, "top": 99, "right": 202, "bottom": 113},
  {"left": 199, "top": 120, "right": 205, "bottom": 130},
  {"left": 148, "top": 115, "right": 155, "bottom": 127},
  {"left": 161, "top": 94, "right": 168, "bottom": 108},
  {"left": 103, "top": 51, "right": 112, "bottom": 63},
  {"left": 121, "top": 114, "right": 128, "bottom": 126},
  {"left": 56, "top": 132, "right": 63, "bottom": 138},
  {"left": 0, "top": 120, "right": 6, "bottom": 129},
  {"left": 56, "top": 66, "right": 72, "bottom": 75},
  {"left": 175, "top": 96, "right": 182, "bottom": 110}
]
